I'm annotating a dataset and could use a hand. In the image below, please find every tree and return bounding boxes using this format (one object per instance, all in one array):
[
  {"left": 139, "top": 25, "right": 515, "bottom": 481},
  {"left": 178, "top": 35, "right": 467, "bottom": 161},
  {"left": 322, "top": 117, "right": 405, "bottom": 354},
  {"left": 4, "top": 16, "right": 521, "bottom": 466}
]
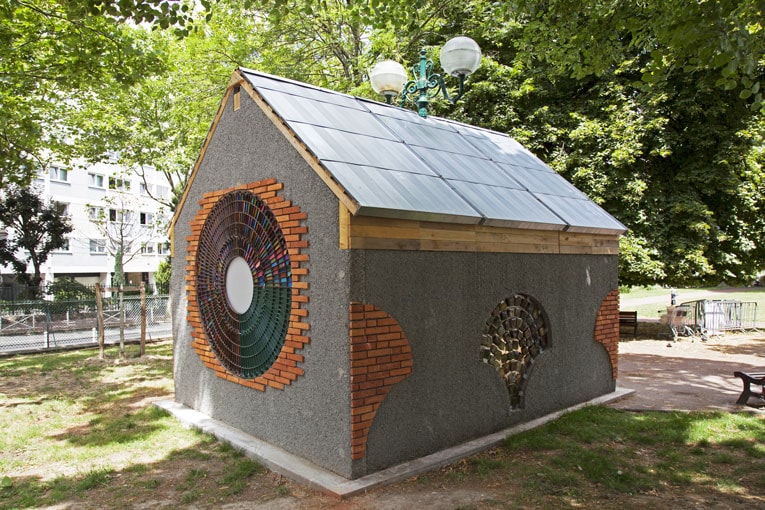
[
  {"left": 89, "top": 0, "right": 449, "bottom": 211},
  {"left": 436, "top": 1, "right": 765, "bottom": 287},
  {"left": 504, "top": 0, "right": 765, "bottom": 113},
  {"left": 87, "top": 191, "right": 163, "bottom": 287},
  {"left": 0, "top": 186, "right": 73, "bottom": 297},
  {"left": 0, "top": 0, "right": 166, "bottom": 188},
  {"left": 154, "top": 259, "right": 171, "bottom": 294}
]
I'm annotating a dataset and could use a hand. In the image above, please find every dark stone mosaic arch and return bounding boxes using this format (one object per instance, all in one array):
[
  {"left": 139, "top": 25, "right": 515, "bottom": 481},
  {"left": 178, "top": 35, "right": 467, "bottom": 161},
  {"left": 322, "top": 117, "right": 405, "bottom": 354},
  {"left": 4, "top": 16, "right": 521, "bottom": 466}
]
[
  {"left": 481, "top": 294, "right": 549, "bottom": 409},
  {"left": 196, "top": 189, "right": 292, "bottom": 379}
]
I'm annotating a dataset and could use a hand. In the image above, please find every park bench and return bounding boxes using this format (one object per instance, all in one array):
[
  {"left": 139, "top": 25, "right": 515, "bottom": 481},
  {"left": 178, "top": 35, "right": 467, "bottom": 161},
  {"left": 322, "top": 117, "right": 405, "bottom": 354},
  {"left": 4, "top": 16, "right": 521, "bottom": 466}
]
[
  {"left": 733, "top": 371, "right": 765, "bottom": 405},
  {"left": 619, "top": 310, "right": 638, "bottom": 338}
]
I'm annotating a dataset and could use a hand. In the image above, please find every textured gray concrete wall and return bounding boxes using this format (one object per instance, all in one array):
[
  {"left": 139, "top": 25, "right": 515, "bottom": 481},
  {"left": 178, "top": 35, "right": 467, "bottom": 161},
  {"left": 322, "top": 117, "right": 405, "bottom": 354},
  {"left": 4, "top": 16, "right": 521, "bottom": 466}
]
[
  {"left": 171, "top": 91, "right": 354, "bottom": 477},
  {"left": 349, "top": 250, "right": 617, "bottom": 473},
  {"left": 172, "top": 82, "right": 619, "bottom": 480}
]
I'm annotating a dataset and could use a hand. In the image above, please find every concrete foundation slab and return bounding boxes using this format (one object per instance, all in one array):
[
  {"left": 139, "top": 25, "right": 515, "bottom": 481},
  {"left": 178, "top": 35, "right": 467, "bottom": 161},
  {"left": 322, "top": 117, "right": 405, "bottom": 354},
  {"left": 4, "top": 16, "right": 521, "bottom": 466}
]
[{"left": 156, "top": 386, "right": 634, "bottom": 499}]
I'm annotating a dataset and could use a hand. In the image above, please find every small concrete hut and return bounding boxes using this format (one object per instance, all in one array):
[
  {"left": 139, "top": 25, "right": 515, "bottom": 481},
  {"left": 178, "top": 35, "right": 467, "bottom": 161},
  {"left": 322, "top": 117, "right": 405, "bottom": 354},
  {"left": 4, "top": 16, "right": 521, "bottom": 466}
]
[{"left": 169, "top": 68, "right": 627, "bottom": 481}]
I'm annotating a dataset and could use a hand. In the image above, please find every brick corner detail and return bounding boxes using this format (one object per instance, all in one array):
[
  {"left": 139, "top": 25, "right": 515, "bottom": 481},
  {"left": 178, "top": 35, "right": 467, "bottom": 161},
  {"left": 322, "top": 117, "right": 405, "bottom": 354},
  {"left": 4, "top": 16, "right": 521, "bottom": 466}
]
[
  {"left": 594, "top": 289, "right": 619, "bottom": 380},
  {"left": 349, "top": 302, "right": 413, "bottom": 460}
]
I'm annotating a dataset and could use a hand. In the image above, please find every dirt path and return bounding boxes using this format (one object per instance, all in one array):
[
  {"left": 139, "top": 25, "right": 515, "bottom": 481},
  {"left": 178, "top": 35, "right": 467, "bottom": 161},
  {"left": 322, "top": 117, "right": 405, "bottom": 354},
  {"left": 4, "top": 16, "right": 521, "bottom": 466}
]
[{"left": 610, "top": 333, "right": 765, "bottom": 412}]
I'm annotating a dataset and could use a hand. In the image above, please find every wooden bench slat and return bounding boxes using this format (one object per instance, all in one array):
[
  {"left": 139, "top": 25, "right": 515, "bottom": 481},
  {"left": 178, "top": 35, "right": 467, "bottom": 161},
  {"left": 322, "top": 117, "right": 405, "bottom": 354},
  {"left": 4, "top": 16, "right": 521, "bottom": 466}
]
[
  {"left": 733, "top": 371, "right": 765, "bottom": 405},
  {"left": 619, "top": 311, "right": 638, "bottom": 338}
]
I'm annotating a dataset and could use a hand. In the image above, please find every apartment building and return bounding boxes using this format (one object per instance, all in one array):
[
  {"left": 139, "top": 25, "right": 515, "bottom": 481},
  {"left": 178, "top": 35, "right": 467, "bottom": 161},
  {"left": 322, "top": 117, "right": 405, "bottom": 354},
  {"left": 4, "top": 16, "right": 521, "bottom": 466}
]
[{"left": 1, "top": 159, "right": 172, "bottom": 296}]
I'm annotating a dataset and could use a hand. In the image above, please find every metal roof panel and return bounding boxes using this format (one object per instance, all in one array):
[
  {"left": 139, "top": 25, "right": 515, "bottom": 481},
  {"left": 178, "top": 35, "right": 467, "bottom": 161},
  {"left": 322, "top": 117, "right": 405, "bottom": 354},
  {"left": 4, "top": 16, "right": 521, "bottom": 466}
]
[
  {"left": 241, "top": 68, "right": 364, "bottom": 111},
  {"left": 324, "top": 161, "right": 481, "bottom": 221},
  {"left": 497, "top": 163, "right": 587, "bottom": 199},
  {"left": 257, "top": 88, "right": 397, "bottom": 141},
  {"left": 534, "top": 194, "right": 627, "bottom": 234},
  {"left": 447, "top": 181, "right": 566, "bottom": 230},
  {"left": 373, "top": 116, "right": 484, "bottom": 156},
  {"left": 460, "top": 127, "right": 552, "bottom": 171},
  {"left": 411, "top": 146, "right": 524, "bottom": 189},
  {"left": 289, "top": 123, "right": 438, "bottom": 176}
]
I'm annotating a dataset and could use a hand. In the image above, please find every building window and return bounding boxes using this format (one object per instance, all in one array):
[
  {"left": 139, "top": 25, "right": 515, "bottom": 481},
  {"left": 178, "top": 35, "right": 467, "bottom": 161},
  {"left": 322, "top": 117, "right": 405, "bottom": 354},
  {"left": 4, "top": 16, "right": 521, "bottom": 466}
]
[
  {"left": 155, "top": 185, "right": 169, "bottom": 199},
  {"left": 140, "top": 182, "right": 150, "bottom": 195},
  {"left": 141, "top": 243, "right": 155, "bottom": 255},
  {"left": 55, "top": 239, "right": 71, "bottom": 252},
  {"left": 109, "top": 209, "right": 133, "bottom": 224},
  {"left": 89, "top": 173, "right": 105, "bottom": 188},
  {"left": 88, "top": 206, "right": 104, "bottom": 220},
  {"left": 139, "top": 212, "right": 153, "bottom": 226},
  {"left": 54, "top": 202, "right": 69, "bottom": 216},
  {"left": 157, "top": 242, "right": 170, "bottom": 255},
  {"left": 90, "top": 239, "right": 106, "bottom": 254},
  {"left": 49, "top": 166, "right": 69, "bottom": 182},
  {"left": 108, "top": 177, "right": 130, "bottom": 192}
]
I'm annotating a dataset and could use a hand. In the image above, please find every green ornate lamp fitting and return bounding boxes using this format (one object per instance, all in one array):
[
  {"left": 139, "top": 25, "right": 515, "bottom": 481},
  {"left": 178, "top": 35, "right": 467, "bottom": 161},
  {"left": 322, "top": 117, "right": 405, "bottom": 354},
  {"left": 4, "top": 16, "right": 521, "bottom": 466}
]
[{"left": 369, "top": 36, "right": 481, "bottom": 118}]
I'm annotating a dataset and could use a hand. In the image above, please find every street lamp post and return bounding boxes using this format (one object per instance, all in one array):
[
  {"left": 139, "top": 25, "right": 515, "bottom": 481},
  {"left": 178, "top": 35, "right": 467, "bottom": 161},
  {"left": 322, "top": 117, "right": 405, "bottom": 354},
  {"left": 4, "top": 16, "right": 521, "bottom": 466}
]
[{"left": 369, "top": 36, "right": 482, "bottom": 118}]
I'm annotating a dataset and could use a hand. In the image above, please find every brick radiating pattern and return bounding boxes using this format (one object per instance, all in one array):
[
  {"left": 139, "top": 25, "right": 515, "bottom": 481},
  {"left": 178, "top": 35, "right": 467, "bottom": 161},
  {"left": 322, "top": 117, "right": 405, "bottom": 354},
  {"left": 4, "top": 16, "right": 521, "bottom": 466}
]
[
  {"left": 185, "top": 179, "right": 309, "bottom": 391},
  {"left": 349, "top": 303, "right": 413, "bottom": 460},
  {"left": 594, "top": 289, "right": 619, "bottom": 380}
]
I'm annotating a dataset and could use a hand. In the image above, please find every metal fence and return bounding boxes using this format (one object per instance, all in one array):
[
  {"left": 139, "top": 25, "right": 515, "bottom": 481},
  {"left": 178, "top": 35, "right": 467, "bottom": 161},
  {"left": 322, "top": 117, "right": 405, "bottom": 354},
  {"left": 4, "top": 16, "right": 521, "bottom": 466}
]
[
  {"left": 0, "top": 295, "right": 171, "bottom": 354},
  {"left": 681, "top": 300, "right": 759, "bottom": 335}
]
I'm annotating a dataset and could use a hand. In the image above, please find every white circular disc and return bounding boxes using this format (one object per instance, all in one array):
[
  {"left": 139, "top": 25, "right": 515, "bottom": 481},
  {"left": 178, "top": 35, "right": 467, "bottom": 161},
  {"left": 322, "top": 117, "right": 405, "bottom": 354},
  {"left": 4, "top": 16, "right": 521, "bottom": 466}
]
[{"left": 225, "top": 256, "right": 254, "bottom": 315}]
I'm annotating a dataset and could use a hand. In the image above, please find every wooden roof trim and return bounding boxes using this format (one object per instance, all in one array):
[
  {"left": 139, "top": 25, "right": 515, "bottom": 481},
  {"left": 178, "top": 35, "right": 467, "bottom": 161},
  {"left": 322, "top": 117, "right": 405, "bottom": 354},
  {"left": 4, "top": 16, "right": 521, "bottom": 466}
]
[
  {"left": 168, "top": 73, "right": 242, "bottom": 256},
  {"left": 237, "top": 71, "right": 361, "bottom": 216},
  {"left": 340, "top": 213, "right": 620, "bottom": 255}
]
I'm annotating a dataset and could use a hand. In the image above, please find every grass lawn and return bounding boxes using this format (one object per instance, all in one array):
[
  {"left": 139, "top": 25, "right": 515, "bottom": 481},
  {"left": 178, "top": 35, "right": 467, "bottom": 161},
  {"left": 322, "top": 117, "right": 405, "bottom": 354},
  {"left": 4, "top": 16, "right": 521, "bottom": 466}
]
[
  {"left": 1, "top": 342, "right": 764, "bottom": 508},
  {"left": 622, "top": 286, "right": 765, "bottom": 322}
]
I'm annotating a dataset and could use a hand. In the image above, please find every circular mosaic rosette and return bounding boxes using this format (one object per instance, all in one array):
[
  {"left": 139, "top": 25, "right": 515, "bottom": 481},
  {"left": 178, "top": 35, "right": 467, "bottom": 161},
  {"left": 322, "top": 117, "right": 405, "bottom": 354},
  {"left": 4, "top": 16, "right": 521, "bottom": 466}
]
[
  {"left": 481, "top": 294, "right": 548, "bottom": 409},
  {"left": 196, "top": 190, "right": 292, "bottom": 378}
]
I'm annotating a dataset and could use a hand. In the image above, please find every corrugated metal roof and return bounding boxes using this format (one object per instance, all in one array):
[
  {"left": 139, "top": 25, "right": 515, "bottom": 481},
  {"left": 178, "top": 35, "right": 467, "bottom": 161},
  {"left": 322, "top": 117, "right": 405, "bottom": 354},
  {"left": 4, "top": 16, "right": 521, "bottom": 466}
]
[{"left": 239, "top": 68, "right": 626, "bottom": 235}]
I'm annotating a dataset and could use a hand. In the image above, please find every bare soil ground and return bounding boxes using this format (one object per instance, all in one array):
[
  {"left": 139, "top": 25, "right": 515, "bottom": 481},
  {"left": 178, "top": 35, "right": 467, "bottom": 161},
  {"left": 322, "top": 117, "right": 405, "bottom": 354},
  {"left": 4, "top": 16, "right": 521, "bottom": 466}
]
[{"left": 612, "top": 332, "right": 765, "bottom": 412}]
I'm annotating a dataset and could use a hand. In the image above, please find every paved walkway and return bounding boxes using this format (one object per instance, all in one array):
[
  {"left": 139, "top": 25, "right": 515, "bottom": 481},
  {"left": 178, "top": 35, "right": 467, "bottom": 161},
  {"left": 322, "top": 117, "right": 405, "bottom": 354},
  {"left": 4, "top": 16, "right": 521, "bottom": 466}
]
[{"left": 609, "top": 333, "right": 765, "bottom": 412}]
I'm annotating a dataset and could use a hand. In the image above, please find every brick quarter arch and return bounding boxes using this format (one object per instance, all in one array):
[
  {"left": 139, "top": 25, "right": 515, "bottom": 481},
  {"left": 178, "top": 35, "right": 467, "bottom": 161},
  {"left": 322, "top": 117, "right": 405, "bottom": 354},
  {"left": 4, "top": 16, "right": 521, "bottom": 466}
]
[
  {"left": 594, "top": 289, "right": 619, "bottom": 380},
  {"left": 349, "top": 303, "right": 413, "bottom": 460},
  {"left": 185, "top": 179, "right": 309, "bottom": 391}
]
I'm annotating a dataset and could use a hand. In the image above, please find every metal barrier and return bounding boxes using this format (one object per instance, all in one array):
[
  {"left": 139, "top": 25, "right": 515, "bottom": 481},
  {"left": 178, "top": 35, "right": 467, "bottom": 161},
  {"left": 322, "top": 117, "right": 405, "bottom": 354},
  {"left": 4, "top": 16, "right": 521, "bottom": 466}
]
[
  {"left": 681, "top": 300, "right": 759, "bottom": 335},
  {"left": 0, "top": 295, "right": 171, "bottom": 354}
]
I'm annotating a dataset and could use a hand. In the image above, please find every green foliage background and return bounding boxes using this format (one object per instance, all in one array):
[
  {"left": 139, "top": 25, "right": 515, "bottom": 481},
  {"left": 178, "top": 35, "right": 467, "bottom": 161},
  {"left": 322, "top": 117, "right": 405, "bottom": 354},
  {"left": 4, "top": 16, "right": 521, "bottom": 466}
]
[{"left": 1, "top": 0, "right": 763, "bottom": 287}]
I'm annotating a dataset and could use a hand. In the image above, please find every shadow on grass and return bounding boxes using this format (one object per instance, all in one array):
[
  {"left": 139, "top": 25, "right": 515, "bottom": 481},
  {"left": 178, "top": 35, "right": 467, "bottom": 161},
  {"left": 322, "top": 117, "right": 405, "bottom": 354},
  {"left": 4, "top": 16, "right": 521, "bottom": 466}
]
[
  {"left": 495, "top": 406, "right": 765, "bottom": 505},
  {"left": 0, "top": 430, "right": 286, "bottom": 509},
  {"left": 0, "top": 342, "right": 176, "bottom": 448},
  {"left": 51, "top": 399, "right": 172, "bottom": 447}
]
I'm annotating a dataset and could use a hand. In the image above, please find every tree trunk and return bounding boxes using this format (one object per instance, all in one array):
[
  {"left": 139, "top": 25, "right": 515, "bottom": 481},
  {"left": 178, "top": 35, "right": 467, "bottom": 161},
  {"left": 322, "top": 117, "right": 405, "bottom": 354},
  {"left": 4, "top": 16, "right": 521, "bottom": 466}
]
[{"left": 95, "top": 283, "right": 105, "bottom": 359}]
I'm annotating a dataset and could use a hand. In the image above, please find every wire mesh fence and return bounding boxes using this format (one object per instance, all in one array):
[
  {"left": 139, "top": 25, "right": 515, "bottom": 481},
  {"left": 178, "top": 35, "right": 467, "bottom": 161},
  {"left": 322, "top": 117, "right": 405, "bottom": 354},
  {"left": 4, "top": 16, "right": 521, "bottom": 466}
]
[{"left": 0, "top": 290, "right": 171, "bottom": 354}]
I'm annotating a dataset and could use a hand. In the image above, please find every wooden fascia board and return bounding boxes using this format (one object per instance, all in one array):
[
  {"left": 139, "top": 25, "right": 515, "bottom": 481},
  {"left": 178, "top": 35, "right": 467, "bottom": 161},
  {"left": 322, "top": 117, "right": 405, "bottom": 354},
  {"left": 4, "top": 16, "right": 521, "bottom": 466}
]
[
  {"left": 342, "top": 213, "right": 621, "bottom": 254},
  {"left": 237, "top": 73, "right": 361, "bottom": 216},
  {"left": 168, "top": 73, "right": 242, "bottom": 257}
]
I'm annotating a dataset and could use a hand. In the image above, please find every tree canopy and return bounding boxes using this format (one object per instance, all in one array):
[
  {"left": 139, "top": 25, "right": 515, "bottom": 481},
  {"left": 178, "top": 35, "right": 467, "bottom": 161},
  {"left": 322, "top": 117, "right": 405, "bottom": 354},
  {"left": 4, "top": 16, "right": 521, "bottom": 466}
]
[
  {"left": 446, "top": 0, "right": 765, "bottom": 286},
  {"left": 0, "top": 0, "right": 166, "bottom": 188},
  {"left": 2, "top": 0, "right": 764, "bottom": 287}
]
